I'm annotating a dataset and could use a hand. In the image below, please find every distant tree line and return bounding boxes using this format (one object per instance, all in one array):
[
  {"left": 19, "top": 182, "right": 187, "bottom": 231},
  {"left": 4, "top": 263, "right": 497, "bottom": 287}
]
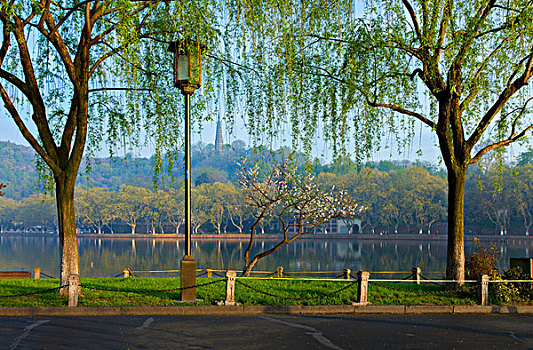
[{"left": 1, "top": 161, "right": 531, "bottom": 236}]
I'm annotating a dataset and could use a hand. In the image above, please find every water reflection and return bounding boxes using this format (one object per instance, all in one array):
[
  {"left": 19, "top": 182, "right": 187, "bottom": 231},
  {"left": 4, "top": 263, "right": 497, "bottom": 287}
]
[{"left": 0, "top": 234, "right": 532, "bottom": 278}]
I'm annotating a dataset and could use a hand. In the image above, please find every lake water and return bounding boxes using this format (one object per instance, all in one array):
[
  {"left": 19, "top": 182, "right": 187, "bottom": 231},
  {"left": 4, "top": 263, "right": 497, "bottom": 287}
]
[{"left": 1, "top": 234, "right": 532, "bottom": 278}]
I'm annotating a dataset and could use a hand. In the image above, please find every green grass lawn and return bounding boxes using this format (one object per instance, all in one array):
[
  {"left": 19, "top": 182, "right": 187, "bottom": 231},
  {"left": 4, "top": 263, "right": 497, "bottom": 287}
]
[{"left": 0, "top": 277, "right": 477, "bottom": 307}]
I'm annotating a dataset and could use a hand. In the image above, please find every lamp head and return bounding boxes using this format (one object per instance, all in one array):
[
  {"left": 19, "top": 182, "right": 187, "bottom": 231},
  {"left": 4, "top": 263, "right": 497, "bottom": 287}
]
[{"left": 167, "top": 39, "right": 206, "bottom": 94}]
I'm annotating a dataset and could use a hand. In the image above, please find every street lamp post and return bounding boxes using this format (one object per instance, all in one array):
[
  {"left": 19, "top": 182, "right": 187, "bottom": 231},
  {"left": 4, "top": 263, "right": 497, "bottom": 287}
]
[{"left": 168, "top": 39, "right": 205, "bottom": 302}]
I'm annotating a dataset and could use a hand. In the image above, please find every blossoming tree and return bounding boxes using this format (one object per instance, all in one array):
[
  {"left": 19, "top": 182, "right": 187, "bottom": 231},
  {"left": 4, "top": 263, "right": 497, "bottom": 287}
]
[{"left": 239, "top": 159, "right": 363, "bottom": 276}]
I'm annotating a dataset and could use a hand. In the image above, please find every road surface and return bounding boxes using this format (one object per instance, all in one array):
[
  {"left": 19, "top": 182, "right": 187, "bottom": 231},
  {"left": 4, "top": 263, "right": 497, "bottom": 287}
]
[{"left": 1, "top": 314, "right": 532, "bottom": 349}]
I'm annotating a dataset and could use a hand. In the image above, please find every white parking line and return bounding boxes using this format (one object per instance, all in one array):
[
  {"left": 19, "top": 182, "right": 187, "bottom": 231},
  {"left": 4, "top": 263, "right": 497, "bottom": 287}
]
[
  {"left": 259, "top": 316, "right": 344, "bottom": 350},
  {"left": 9, "top": 319, "right": 50, "bottom": 349},
  {"left": 136, "top": 317, "right": 154, "bottom": 330}
]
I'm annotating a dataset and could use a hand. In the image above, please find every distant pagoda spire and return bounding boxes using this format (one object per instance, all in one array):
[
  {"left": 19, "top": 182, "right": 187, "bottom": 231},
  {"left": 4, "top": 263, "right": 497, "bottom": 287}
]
[{"left": 214, "top": 110, "right": 224, "bottom": 155}]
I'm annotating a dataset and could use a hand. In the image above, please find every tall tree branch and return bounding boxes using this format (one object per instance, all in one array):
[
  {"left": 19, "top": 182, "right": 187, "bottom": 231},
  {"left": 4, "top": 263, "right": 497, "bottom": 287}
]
[
  {"left": 366, "top": 99, "right": 436, "bottom": 129},
  {"left": 88, "top": 87, "right": 152, "bottom": 93},
  {"left": 0, "top": 24, "right": 10, "bottom": 64},
  {"left": 450, "top": 0, "right": 495, "bottom": 68},
  {"left": 506, "top": 54, "right": 533, "bottom": 87},
  {"left": 0, "top": 82, "right": 61, "bottom": 174},
  {"left": 402, "top": 0, "right": 422, "bottom": 41},
  {"left": 90, "top": 2, "right": 152, "bottom": 44},
  {"left": 11, "top": 17, "right": 59, "bottom": 161},
  {"left": 36, "top": 9, "right": 78, "bottom": 89},
  {"left": 434, "top": 0, "right": 451, "bottom": 60},
  {"left": 0, "top": 69, "right": 31, "bottom": 98},
  {"left": 460, "top": 36, "right": 516, "bottom": 113},
  {"left": 470, "top": 124, "right": 533, "bottom": 164},
  {"left": 467, "top": 47, "right": 533, "bottom": 149},
  {"left": 50, "top": 0, "right": 110, "bottom": 35}
]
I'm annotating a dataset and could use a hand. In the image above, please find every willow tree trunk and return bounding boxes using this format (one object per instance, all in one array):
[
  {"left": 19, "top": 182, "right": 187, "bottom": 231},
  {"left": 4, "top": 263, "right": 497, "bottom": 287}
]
[
  {"left": 56, "top": 174, "right": 80, "bottom": 294},
  {"left": 446, "top": 165, "right": 467, "bottom": 284}
]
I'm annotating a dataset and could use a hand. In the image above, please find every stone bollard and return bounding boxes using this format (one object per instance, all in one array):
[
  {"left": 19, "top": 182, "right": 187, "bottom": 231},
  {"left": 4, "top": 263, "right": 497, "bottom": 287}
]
[
  {"left": 180, "top": 256, "right": 197, "bottom": 302},
  {"left": 206, "top": 268, "right": 213, "bottom": 278},
  {"left": 356, "top": 271, "right": 370, "bottom": 304},
  {"left": 123, "top": 269, "right": 130, "bottom": 278},
  {"left": 412, "top": 267, "right": 421, "bottom": 285},
  {"left": 33, "top": 267, "right": 41, "bottom": 279},
  {"left": 343, "top": 268, "right": 351, "bottom": 280},
  {"left": 277, "top": 266, "right": 283, "bottom": 277},
  {"left": 224, "top": 270, "right": 237, "bottom": 305},
  {"left": 478, "top": 274, "right": 489, "bottom": 306},
  {"left": 68, "top": 274, "right": 80, "bottom": 307}
]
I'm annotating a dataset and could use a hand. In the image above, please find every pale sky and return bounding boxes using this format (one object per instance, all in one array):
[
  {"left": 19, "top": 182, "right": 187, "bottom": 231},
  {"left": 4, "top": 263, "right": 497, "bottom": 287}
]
[{"left": 0, "top": 116, "right": 30, "bottom": 146}]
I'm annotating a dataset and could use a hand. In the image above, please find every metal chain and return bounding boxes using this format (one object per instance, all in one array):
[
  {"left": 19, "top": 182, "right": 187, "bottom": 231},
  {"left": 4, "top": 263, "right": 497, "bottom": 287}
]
[
  {"left": 1, "top": 279, "right": 225, "bottom": 299},
  {"left": 235, "top": 278, "right": 358, "bottom": 301},
  {"left": 113, "top": 269, "right": 135, "bottom": 278},
  {"left": 349, "top": 273, "right": 414, "bottom": 281},
  {"left": 261, "top": 271, "right": 277, "bottom": 277},
  {"left": 371, "top": 281, "right": 460, "bottom": 296},
  {"left": 40, "top": 272, "right": 57, "bottom": 279},
  {"left": 0, "top": 285, "right": 67, "bottom": 299},
  {"left": 420, "top": 274, "right": 444, "bottom": 286},
  {"left": 402, "top": 273, "right": 414, "bottom": 280},
  {"left": 80, "top": 278, "right": 225, "bottom": 294}
]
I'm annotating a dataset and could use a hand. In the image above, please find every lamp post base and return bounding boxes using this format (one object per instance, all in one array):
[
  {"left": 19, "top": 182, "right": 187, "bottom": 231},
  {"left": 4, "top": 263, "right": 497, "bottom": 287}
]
[{"left": 180, "top": 255, "right": 197, "bottom": 302}]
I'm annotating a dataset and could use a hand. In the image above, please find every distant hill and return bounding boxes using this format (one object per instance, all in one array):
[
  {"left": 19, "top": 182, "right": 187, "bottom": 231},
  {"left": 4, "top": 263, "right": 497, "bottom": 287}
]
[
  {"left": 0, "top": 141, "right": 39, "bottom": 200},
  {"left": 0, "top": 140, "right": 250, "bottom": 199},
  {"left": 0, "top": 140, "right": 455, "bottom": 200}
]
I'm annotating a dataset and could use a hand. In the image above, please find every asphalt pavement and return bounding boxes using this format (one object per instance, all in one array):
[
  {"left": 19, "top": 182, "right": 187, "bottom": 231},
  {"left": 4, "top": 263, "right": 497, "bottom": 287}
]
[{"left": 1, "top": 314, "right": 533, "bottom": 349}]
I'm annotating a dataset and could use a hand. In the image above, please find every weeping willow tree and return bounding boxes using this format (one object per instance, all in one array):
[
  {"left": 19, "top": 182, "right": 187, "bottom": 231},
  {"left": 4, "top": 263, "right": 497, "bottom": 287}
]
[
  {"left": 355, "top": 0, "right": 533, "bottom": 283},
  {"left": 0, "top": 0, "right": 350, "bottom": 290},
  {"left": 0, "top": 1, "right": 219, "bottom": 291},
  {"left": 218, "top": 0, "right": 533, "bottom": 283}
]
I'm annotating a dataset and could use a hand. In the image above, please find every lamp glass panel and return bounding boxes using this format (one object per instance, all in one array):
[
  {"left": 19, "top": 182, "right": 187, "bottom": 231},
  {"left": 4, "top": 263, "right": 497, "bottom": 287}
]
[
  {"left": 177, "top": 54, "right": 190, "bottom": 82},
  {"left": 189, "top": 52, "right": 201, "bottom": 87}
]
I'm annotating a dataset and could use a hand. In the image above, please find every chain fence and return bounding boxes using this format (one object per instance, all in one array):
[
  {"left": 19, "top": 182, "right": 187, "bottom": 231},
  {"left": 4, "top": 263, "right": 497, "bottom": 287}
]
[
  {"left": 235, "top": 278, "right": 359, "bottom": 301},
  {"left": 261, "top": 271, "right": 278, "bottom": 277},
  {"left": 0, "top": 285, "right": 67, "bottom": 299},
  {"left": 369, "top": 281, "right": 466, "bottom": 296},
  {"left": 80, "top": 278, "right": 225, "bottom": 295},
  {"left": 420, "top": 273, "right": 442, "bottom": 285},
  {"left": 3, "top": 266, "right": 533, "bottom": 305}
]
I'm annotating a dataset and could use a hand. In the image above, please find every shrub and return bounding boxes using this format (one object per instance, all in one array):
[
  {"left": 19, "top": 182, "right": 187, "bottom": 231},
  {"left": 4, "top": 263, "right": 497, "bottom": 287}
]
[
  {"left": 491, "top": 267, "right": 533, "bottom": 304},
  {"left": 490, "top": 274, "right": 522, "bottom": 304},
  {"left": 465, "top": 239, "right": 499, "bottom": 280},
  {"left": 466, "top": 240, "right": 532, "bottom": 304}
]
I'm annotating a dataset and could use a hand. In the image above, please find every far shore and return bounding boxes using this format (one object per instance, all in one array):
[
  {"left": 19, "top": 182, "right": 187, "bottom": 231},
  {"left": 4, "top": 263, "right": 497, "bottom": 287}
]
[{"left": 2, "top": 231, "right": 533, "bottom": 243}]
